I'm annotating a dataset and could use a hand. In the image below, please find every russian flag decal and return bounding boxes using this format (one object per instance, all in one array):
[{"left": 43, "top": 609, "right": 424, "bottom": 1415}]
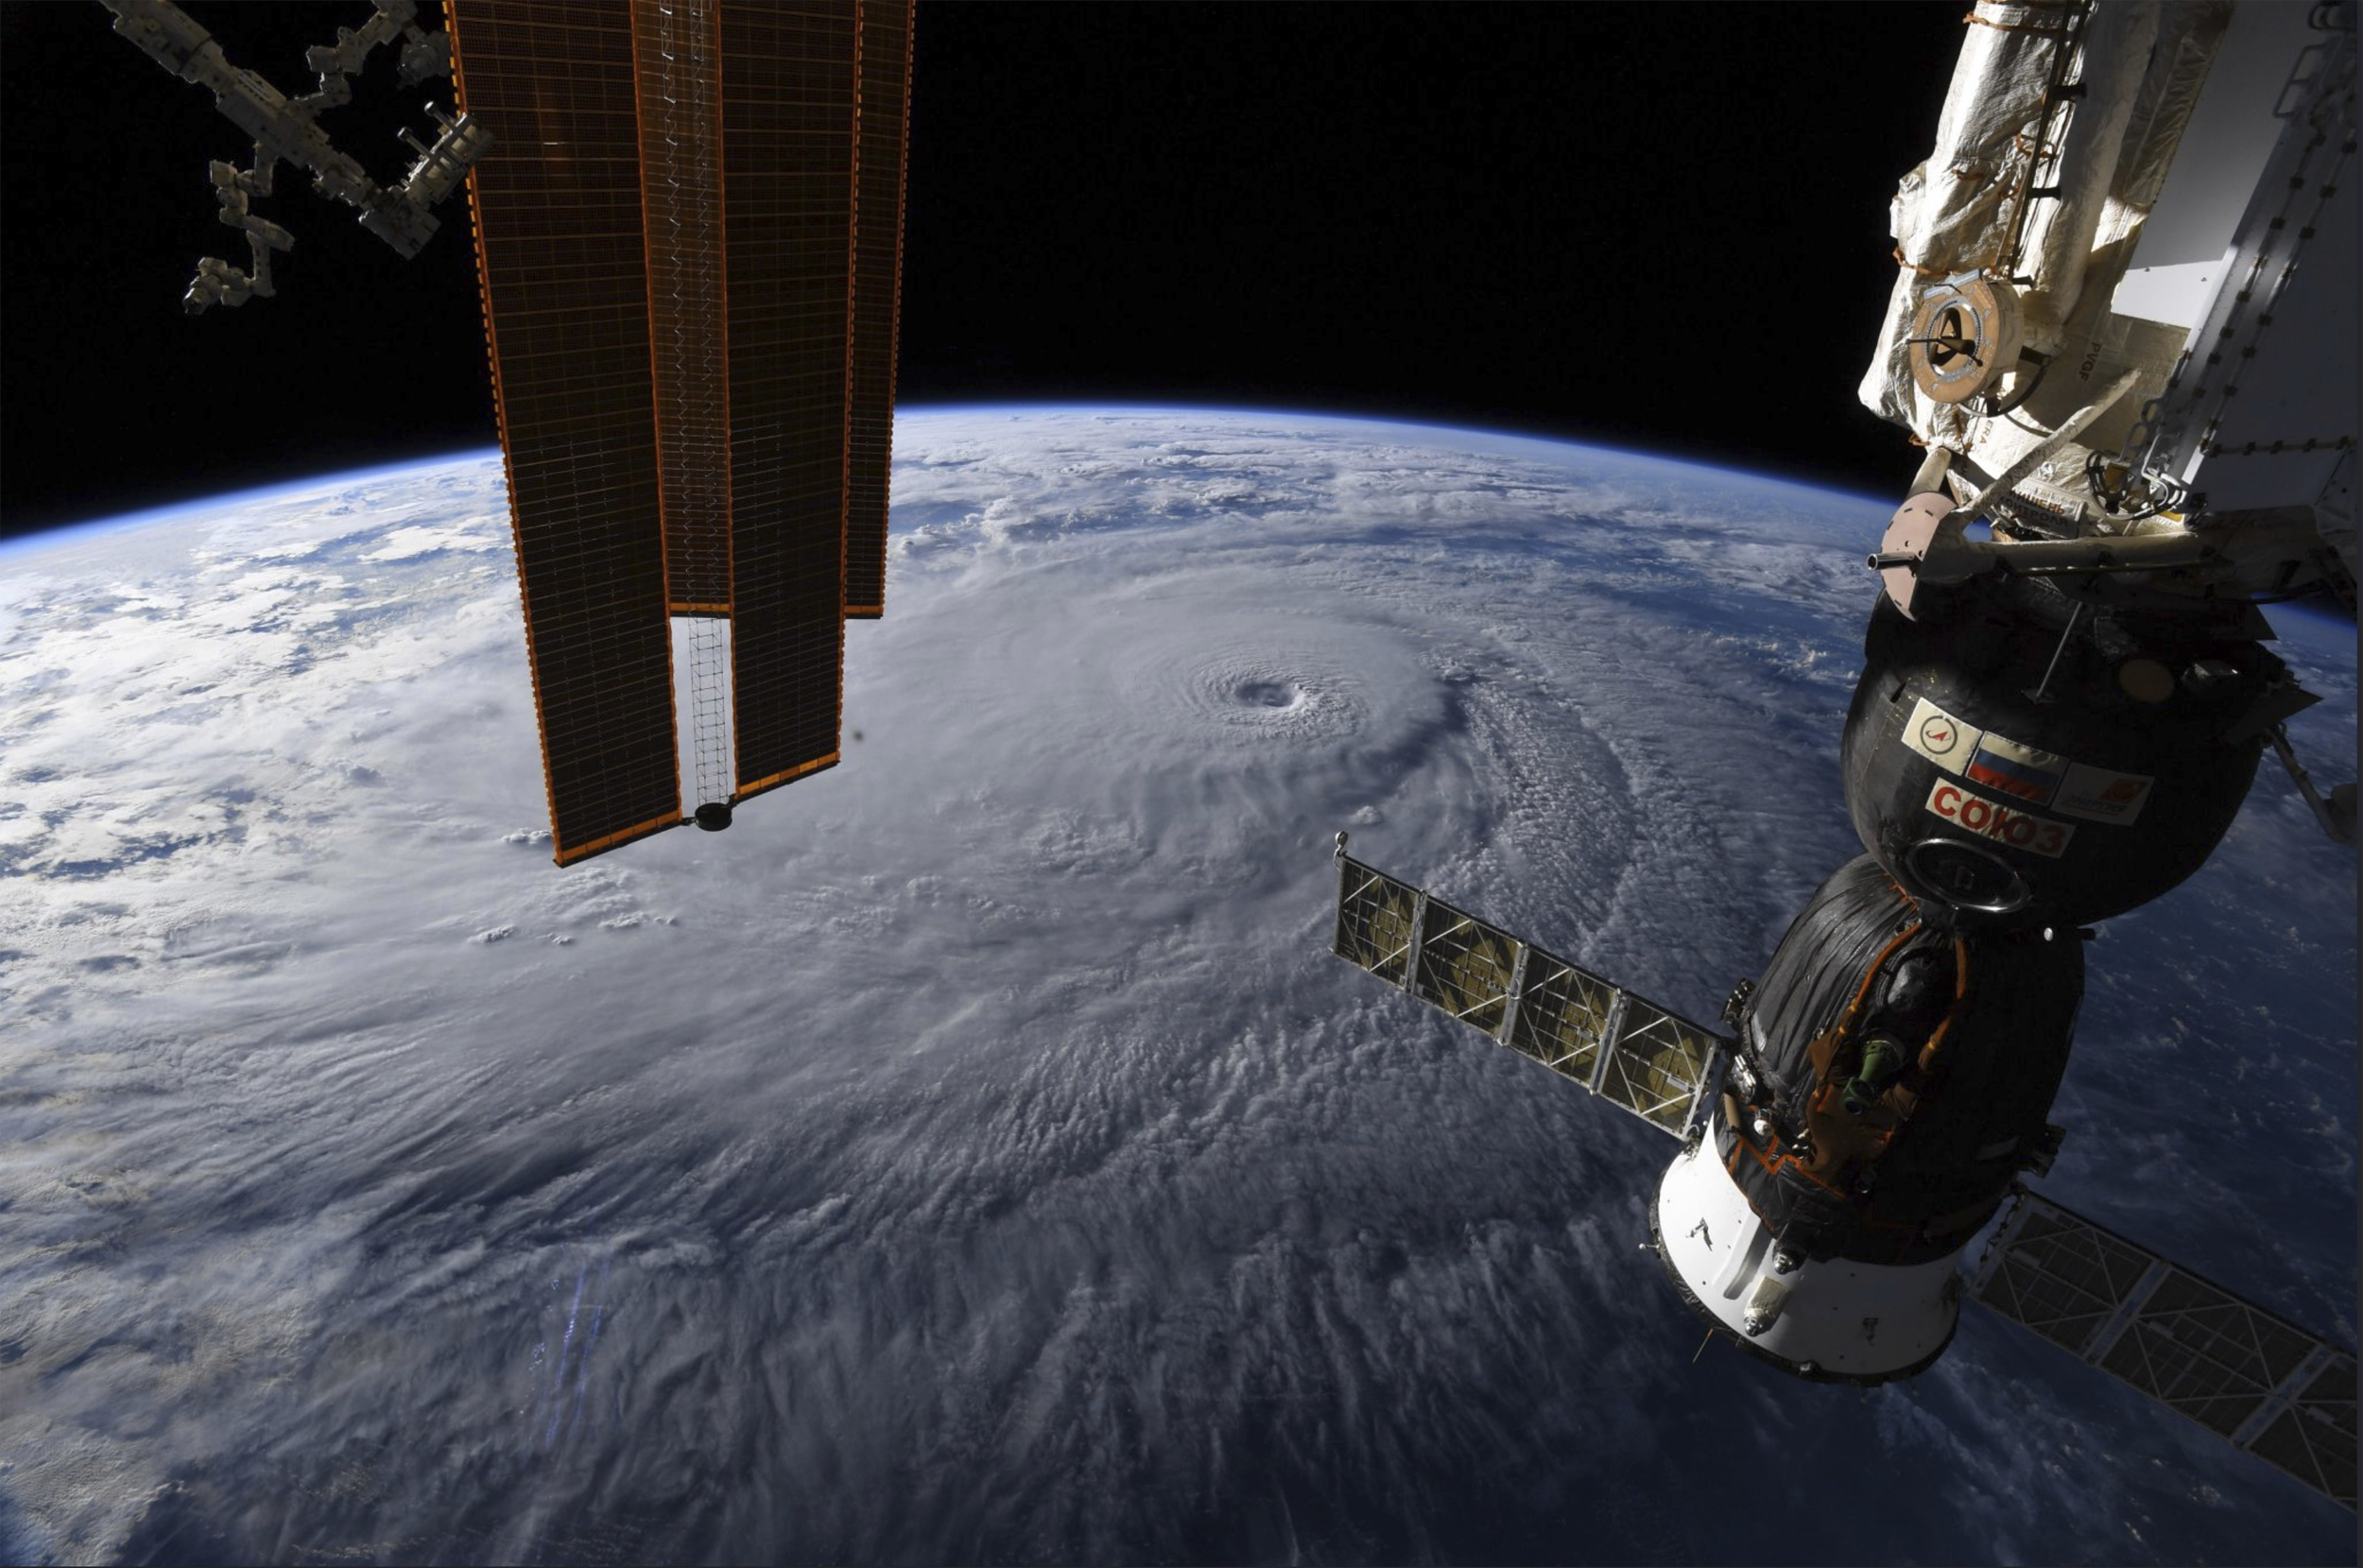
[{"left": 1963, "top": 731, "right": 2067, "bottom": 803}]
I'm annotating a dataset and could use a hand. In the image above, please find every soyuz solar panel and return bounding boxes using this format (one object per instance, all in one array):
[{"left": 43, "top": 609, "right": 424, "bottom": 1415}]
[
  {"left": 1332, "top": 858, "right": 1419, "bottom": 987},
  {"left": 1332, "top": 853, "right": 1728, "bottom": 1139},
  {"left": 1974, "top": 1192, "right": 2357, "bottom": 1508},
  {"left": 1505, "top": 950, "right": 1616, "bottom": 1084},
  {"left": 1408, "top": 896, "right": 1520, "bottom": 1035},
  {"left": 1602, "top": 998, "right": 1719, "bottom": 1134}
]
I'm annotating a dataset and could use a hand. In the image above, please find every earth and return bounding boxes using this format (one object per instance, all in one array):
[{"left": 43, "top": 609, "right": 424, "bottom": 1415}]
[{"left": 1, "top": 407, "right": 2354, "bottom": 1566}]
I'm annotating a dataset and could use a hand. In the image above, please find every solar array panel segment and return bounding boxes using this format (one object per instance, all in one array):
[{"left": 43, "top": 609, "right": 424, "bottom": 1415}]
[
  {"left": 844, "top": 0, "right": 913, "bottom": 617},
  {"left": 632, "top": 0, "right": 733, "bottom": 614},
  {"left": 1332, "top": 856, "right": 1419, "bottom": 987},
  {"left": 1975, "top": 1192, "right": 2358, "bottom": 1508},
  {"left": 1603, "top": 998, "right": 1717, "bottom": 1132},
  {"left": 451, "top": 0, "right": 682, "bottom": 866},
  {"left": 1505, "top": 951, "right": 1617, "bottom": 1085},
  {"left": 1974, "top": 1198, "right": 2157, "bottom": 1352},
  {"left": 2249, "top": 1354, "right": 2358, "bottom": 1508},
  {"left": 721, "top": 0, "right": 857, "bottom": 798},
  {"left": 1409, "top": 898, "right": 1520, "bottom": 1036},
  {"left": 2100, "top": 1269, "right": 2320, "bottom": 1437}
]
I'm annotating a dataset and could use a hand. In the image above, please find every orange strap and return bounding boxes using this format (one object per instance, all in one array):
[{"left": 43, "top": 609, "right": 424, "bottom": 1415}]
[
  {"left": 1913, "top": 937, "right": 1974, "bottom": 1077},
  {"left": 1891, "top": 245, "right": 1953, "bottom": 280},
  {"left": 1839, "top": 922, "right": 1922, "bottom": 1038},
  {"left": 1876, "top": 937, "right": 1974, "bottom": 1147}
]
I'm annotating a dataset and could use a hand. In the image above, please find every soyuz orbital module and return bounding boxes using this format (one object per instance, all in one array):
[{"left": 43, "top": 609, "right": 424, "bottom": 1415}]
[{"left": 449, "top": 0, "right": 913, "bottom": 865}]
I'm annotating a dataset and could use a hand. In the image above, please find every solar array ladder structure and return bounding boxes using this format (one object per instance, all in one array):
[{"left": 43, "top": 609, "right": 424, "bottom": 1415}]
[
  {"left": 451, "top": 0, "right": 914, "bottom": 864},
  {"left": 1330, "top": 853, "right": 1726, "bottom": 1137},
  {"left": 633, "top": 0, "right": 733, "bottom": 809},
  {"left": 1973, "top": 1191, "right": 2357, "bottom": 1508}
]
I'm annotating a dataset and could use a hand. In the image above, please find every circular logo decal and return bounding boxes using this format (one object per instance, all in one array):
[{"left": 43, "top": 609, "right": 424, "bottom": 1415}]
[{"left": 1917, "top": 714, "right": 1958, "bottom": 755}]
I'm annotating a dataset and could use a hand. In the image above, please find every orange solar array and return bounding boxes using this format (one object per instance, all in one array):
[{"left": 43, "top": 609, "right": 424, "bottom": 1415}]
[
  {"left": 632, "top": 0, "right": 733, "bottom": 616},
  {"left": 451, "top": 0, "right": 903, "bottom": 862},
  {"left": 449, "top": 0, "right": 683, "bottom": 867},
  {"left": 845, "top": 0, "right": 913, "bottom": 619},
  {"left": 721, "top": 2, "right": 857, "bottom": 801}
]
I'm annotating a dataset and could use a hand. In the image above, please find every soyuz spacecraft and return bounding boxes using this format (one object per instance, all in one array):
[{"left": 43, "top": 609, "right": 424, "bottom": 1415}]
[
  {"left": 1333, "top": 0, "right": 2357, "bottom": 1509},
  {"left": 105, "top": 0, "right": 914, "bottom": 868}
]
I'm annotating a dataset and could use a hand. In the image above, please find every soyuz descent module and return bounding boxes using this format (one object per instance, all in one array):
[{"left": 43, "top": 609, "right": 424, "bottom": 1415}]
[{"left": 1333, "top": 0, "right": 2357, "bottom": 1510}]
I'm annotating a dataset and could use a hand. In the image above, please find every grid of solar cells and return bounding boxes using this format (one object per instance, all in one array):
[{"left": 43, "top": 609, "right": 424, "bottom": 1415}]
[
  {"left": 631, "top": 0, "right": 731, "bottom": 614},
  {"left": 2250, "top": 1355, "right": 2358, "bottom": 1508},
  {"left": 1331, "top": 856, "right": 1418, "bottom": 987},
  {"left": 451, "top": 0, "right": 682, "bottom": 867},
  {"left": 721, "top": 1, "right": 857, "bottom": 799},
  {"left": 1504, "top": 952, "right": 1616, "bottom": 1085},
  {"left": 1975, "top": 1192, "right": 2358, "bottom": 1508},
  {"left": 1330, "top": 854, "right": 1725, "bottom": 1137},
  {"left": 2100, "top": 1269, "right": 2322, "bottom": 1436},
  {"left": 1973, "top": 1198, "right": 2156, "bottom": 1353},
  {"left": 1409, "top": 898, "right": 1519, "bottom": 1036},
  {"left": 843, "top": 0, "right": 912, "bottom": 618},
  {"left": 1602, "top": 1000, "right": 1717, "bottom": 1132}
]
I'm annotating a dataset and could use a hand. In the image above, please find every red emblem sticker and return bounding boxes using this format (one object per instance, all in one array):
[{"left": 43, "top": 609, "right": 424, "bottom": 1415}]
[{"left": 2052, "top": 762, "right": 2155, "bottom": 825}]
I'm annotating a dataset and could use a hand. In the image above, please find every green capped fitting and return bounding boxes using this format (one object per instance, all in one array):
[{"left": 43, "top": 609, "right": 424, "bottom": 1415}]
[{"left": 1841, "top": 1035, "right": 1907, "bottom": 1116}]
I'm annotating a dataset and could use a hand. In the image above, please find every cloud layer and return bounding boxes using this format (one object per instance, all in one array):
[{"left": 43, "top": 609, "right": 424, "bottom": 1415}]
[{"left": 1, "top": 409, "right": 2353, "bottom": 1564}]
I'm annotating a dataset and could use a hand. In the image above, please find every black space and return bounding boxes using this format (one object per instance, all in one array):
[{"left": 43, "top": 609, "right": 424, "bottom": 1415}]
[{"left": 0, "top": 2, "right": 1967, "bottom": 544}]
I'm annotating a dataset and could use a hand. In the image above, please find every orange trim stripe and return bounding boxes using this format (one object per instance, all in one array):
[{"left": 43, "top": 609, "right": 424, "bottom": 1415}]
[
  {"left": 1842, "top": 922, "right": 1922, "bottom": 1032},
  {"left": 1729, "top": 1122, "right": 1850, "bottom": 1199},
  {"left": 735, "top": 753, "right": 839, "bottom": 803},
  {"left": 1914, "top": 937, "right": 1974, "bottom": 1074},
  {"left": 553, "top": 813, "right": 682, "bottom": 868}
]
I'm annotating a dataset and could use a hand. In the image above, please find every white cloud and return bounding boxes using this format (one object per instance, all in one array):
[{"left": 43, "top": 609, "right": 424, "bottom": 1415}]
[{"left": 0, "top": 413, "right": 2351, "bottom": 1564}]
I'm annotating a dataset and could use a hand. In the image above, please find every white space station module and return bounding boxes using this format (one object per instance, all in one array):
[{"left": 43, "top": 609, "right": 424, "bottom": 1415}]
[{"left": 1333, "top": 0, "right": 2355, "bottom": 1511}]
